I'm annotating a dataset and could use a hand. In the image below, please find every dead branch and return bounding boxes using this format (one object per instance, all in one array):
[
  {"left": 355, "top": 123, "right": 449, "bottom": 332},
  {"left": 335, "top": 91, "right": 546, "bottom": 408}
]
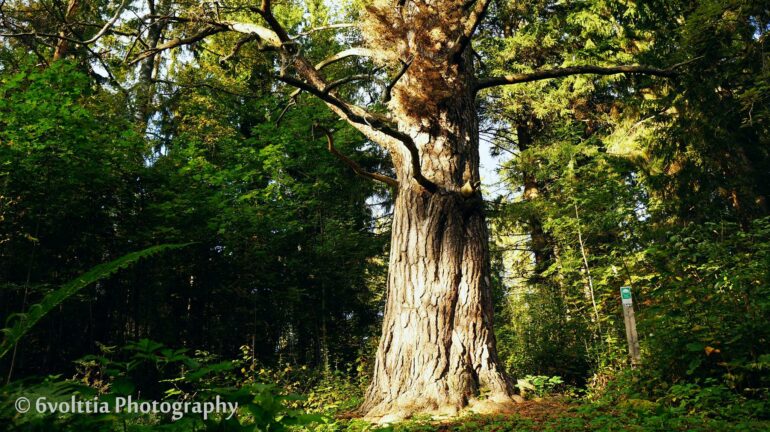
[
  {"left": 80, "top": 0, "right": 129, "bottom": 44},
  {"left": 382, "top": 57, "right": 412, "bottom": 103},
  {"left": 323, "top": 74, "right": 374, "bottom": 93},
  {"left": 220, "top": 33, "right": 259, "bottom": 63},
  {"left": 316, "top": 126, "right": 399, "bottom": 188},
  {"left": 314, "top": 47, "right": 381, "bottom": 71},
  {"left": 292, "top": 23, "right": 356, "bottom": 39},
  {"left": 277, "top": 75, "right": 400, "bottom": 138},
  {"left": 400, "top": 134, "right": 438, "bottom": 193},
  {"left": 128, "top": 25, "right": 226, "bottom": 65}
]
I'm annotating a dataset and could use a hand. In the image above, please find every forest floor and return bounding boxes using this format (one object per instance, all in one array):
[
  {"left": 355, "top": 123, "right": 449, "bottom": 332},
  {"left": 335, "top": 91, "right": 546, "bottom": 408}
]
[{"left": 340, "top": 398, "right": 770, "bottom": 431}]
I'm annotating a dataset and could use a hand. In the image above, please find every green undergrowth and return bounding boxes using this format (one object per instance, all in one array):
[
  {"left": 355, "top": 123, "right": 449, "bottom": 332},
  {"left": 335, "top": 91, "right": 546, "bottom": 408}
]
[
  {"left": 337, "top": 372, "right": 770, "bottom": 432},
  {"left": 340, "top": 400, "right": 770, "bottom": 432},
  {"left": 2, "top": 341, "right": 768, "bottom": 431}
]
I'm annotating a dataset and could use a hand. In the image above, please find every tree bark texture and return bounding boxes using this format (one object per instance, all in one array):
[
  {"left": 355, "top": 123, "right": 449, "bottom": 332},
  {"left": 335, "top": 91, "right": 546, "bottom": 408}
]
[{"left": 360, "top": 52, "right": 515, "bottom": 420}]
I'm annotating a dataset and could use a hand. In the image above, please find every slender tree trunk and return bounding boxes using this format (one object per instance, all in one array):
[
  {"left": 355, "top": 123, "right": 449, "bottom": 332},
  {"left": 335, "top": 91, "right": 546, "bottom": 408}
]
[
  {"left": 52, "top": 0, "right": 80, "bottom": 61},
  {"left": 134, "top": 0, "right": 165, "bottom": 128},
  {"left": 361, "top": 68, "right": 515, "bottom": 420},
  {"left": 516, "top": 122, "right": 555, "bottom": 275}
]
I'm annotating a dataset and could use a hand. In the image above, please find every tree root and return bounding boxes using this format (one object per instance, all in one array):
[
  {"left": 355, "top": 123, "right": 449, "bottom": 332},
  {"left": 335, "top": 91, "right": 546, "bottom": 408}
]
[{"left": 362, "top": 393, "right": 524, "bottom": 424}]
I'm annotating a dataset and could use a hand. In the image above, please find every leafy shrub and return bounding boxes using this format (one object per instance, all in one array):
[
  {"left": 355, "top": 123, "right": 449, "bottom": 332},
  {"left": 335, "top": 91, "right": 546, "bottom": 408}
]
[
  {"left": 640, "top": 218, "right": 770, "bottom": 398},
  {"left": 516, "top": 375, "right": 565, "bottom": 399},
  {"left": 1, "top": 339, "right": 338, "bottom": 431}
]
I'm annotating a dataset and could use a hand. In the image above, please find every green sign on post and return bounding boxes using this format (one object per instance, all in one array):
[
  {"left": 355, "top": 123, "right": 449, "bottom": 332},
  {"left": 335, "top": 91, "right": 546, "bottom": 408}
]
[
  {"left": 620, "top": 286, "right": 632, "bottom": 305},
  {"left": 619, "top": 285, "right": 640, "bottom": 365}
]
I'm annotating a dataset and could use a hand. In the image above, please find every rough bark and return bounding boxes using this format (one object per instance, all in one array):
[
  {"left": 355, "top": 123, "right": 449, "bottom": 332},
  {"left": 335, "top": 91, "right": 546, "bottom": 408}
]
[{"left": 361, "top": 187, "right": 515, "bottom": 420}]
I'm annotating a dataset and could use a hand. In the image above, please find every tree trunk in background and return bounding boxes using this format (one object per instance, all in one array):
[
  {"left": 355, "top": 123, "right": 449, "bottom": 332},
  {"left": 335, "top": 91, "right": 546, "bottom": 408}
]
[
  {"left": 52, "top": 0, "right": 80, "bottom": 61},
  {"left": 134, "top": 0, "right": 166, "bottom": 128},
  {"left": 360, "top": 63, "right": 515, "bottom": 420},
  {"left": 516, "top": 122, "right": 554, "bottom": 275}
]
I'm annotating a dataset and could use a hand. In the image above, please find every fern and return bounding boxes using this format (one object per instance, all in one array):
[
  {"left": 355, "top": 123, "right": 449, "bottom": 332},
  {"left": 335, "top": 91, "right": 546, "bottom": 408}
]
[{"left": 0, "top": 243, "right": 192, "bottom": 360}]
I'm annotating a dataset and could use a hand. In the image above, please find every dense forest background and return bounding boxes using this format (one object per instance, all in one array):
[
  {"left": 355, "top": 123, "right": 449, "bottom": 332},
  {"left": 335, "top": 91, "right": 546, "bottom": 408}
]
[{"left": 1, "top": 0, "right": 769, "bottom": 430}]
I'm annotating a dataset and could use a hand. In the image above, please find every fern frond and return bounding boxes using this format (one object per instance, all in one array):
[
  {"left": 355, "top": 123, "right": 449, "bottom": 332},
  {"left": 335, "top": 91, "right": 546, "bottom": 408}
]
[{"left": 0, "top": 243, "right": 192, "bottom": 360}]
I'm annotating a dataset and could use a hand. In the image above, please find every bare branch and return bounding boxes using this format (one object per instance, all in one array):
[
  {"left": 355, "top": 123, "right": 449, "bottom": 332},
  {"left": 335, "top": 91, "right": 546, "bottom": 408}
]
[
  {"left": 222, "top": 20, "right": 282, "bottom": 47},
  {"left": 382, "top": 57, "right": 412, "bottom": 103},
  {"left": 279, "top": 73, "right": 437, "bottom": 193},
  {"left": 283, "top": 48, "right": 382, "bottom": 104},
  {"left": 137, "top": 16, "right": 284, "bottom": 48},
  {"left": 80, "top": 0, "right": 129, "bottom": 44},
  {"left": 323, "top": 74, "right": 374, "bottom": 93},
  {"left": 275, "top": 96, "right": 296, "bottom": 125},
  {"left": 400, "top": 134, "right": 439, "bottom": 193},
  {"left": 282, "top": 73, "right": 438, "bottom": 192},
  {"left": 315, "top": 47, "right": 381, "bottom": 70},
  {"left": 316, "top": 126, "right": 399, "bottom": 188},
  {"left": 126, "top": 9, "right": 435, "bottom": 192},
  {"left": 292, "top": 23, "right": 356, "bottom": 39},
  {"left": 220, "top": 33, "right": 258, "bottom": 63},
  {"left": 150, "top": 8, "right": 396, "bottom": 162},
  {"left": 128, "top": 25, "right": 226, "bottom": 65},
  {"left": 474, "top": 64, "right": 677, "bottom": 92},
  {"left": 277, "top": 75, "right": 399, "bottom": 138},
  {"left": 249, "top": 0, "right": 290, "bottom": 44},
  {"left": 286, "top": 49, "right": 440, "bottom": 193}
]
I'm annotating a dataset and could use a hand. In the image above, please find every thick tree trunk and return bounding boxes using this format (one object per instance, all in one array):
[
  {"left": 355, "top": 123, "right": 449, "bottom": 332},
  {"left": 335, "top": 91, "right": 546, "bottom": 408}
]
[
  {"left": 360, "top": 72, "right": 516, "bottom": 420},
  {"left": 361, "top": 186, "right": 514, "bottom": 420}
]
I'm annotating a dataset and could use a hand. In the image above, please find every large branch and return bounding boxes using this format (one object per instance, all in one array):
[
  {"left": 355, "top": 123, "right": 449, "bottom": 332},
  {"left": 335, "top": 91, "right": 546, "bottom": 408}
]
[
  {"left": 382, "top": 57, "right": 412, "bottom": 103},
  {"left": 277, "top": 74, "right": 402, "bottom": 141},
  {"left": 130, "top": 14, "right": 394, "bottom": 147},
  {"left": 220, "top": 33, "right": 259, "bottom": 63},
  {"left": 128, "top": 25, "right": 226, "bottom": 65},
  {"left": 449, "top": 0, "right": 492, "bottom": 62},
  {"left": 128, "top": 9, "right": 437, "bottom": 193},
  {"left": 474, "top": 64, "right": 676, "bottom": 92},
  {"left": 250, "top": 0, "right": 290, "bottom": 43},
  {"left": 317, "top": 126, "right": 399, "bottom": 188},
  {"left": 222, "top": 21, "right": 282, "bottom": 47},
  {"left": 79, "top": 0, "right": 129, "bottom": 44},
  {"left": 285, "top": 47, "right": 382, "bottom": 99},
  {"left": 292, "top": 23, "right": 356, "bottom": 39},
  {"left": 128, "top": 18, "right": 283, "bottom": 65},
  {"left": 314, "top": 47, "right": 381, "bottom": 70},
  {"left": 281, "top": 73, "right": 438, "bottom": 193},
  {"left": 400, "top": 133, "right": 439, "bottom": 193}
]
